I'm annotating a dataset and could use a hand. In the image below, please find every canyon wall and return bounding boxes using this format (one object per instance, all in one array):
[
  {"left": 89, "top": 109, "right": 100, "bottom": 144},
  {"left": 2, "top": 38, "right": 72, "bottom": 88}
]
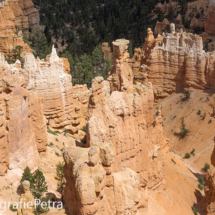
[
  {"left": 63, "top": 39, "right": 168, "bottom": 215},
  {"left": 129, "top": 25, "right": 215, "bottom": 99}
]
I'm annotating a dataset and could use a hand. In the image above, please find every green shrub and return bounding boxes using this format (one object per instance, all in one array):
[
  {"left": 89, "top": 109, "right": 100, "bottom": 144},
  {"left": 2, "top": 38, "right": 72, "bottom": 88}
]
[
  {"left": 80, "top": 126, "right": 86, "bottom": 132},
  {"left": 191, "top": 148, "right": 195, "bottom": 155},
  {"left": 47, "top": 129, "right": 61, "bottom": 136},
  {"left": 197, "top": 110, "right": 201, "bottom": 115},
  {"left": 198, "top": 184, "right": 204, "bottom": 190},
  {"left": 203, "top": 112, "right": 207, "bottom": 120},
  {"left": 209, "top": 119, "right": 212, "bottom": 124},
  {"left": 205, "top": 163, "right": 210, "bottom": 171},
  {"left": 55, "top": 162, "right": 65, "bottom": 193},
  {"left": 155, "top": 106, "right": 159, "bottom": 116},
  {"left": 9, "top": 204, "right": 18, "bottom": 212},
  {"left": 180, "top": 117, "right": 190, "bottom": 138},
  {"left": 55, "top": 152, "right": 60, "bottom": 157},
  {"left": 55, "top": 138, "right": 59, "bottom": 142},
  {"left": 171, "top": 158, "right": 176, "bottom": 164},
  {"left": 185, "top": 153, "right": 191, "bottom": 159},
  {"left": 48, "top": 142, "right": 54, "bottom": 147},
  {"left": 198, "top": 177, "right": 205, "bottom": 185},
  {"left": 191, "top": 206, "right": 198, "bottom": 215},
  {"left": 184, "top": 90, "right": 190, "bottom": 100}
]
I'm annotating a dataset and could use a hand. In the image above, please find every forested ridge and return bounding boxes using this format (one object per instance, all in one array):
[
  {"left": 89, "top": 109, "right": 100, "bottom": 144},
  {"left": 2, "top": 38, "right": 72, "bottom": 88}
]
[{"left": 29, "top": 0, "right": 196, "bottom": 86}]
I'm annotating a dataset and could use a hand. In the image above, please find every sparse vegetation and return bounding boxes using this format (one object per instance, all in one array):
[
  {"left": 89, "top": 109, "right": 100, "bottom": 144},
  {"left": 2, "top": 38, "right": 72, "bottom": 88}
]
[
  {"left": 171, "top": 158, "right": 176, "bottom": 164},
  {"left": 47, "top": 129, "right": 61, "bottom": 136},
  {"left": 9, "top": 204, "right": 18, "bottom": 212},
  {"left": 55, "top": 152, "right": 60, "bottom": 157},
  {"left": 63, "top": 128, "right": 70, "bottom": 136},
  {"left": 204, "top": 163, "right": 210, "bottom": 171},
  {"left": 197, "top": 110, "right": 201, "bottom": 115},
  {"left": 184, "top": 90, "right": 191, "bottom": 100},
  {"left": 191, "top": 148, "right": 195, "bottom": 156},
  {"left": 80, "top": 126, "right": 86, "bottom": 132},
  {"left": 209, "top": 119, "right": 212, "bottom": 124},
  {"left": 191, "top": 206, "right": 198, "bottom": 215},
  {"left": 55, "top": 162, "right": 65, "bottom": 193},
  {"left": 48, "top": 142, "right": 54, "bottom": 147},
  {"left": 55, "top": 138, "right": 59, "bottom": 142},
  {"left": 185, "top": 153, "right": 191, "bottom": 159},
  {"left": 202, "top": 112, "right": 207, "bottom": 120},
  {"left": 180, "top": 117, "right": 190, "bottom": 138},
  {"left": 155, "top": 106, "right": 159, "bottom": 116},
  {"left": 198, "top": 177, "right": 205, "bottom": 185},
  {"left": 198, "top": 184, "right": 204, "bottom": 190},
  {"left": 198, "top": 177, "right": 205, "bottom": 190}
]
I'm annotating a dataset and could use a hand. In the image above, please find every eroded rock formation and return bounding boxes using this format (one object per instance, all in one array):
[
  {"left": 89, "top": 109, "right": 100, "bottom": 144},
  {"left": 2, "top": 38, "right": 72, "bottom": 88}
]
[
  {"left": 72, "top": 84, "right": 91, "bottom": 130},
  {"left": 102, "top": 42, "right": 112, "bottom": 60},
  {"left": 63, "top": 39, "right": 168, "bottom": 215},
  {"left": 108, "top": 39, "right": 133, "bottom": 93},
  {"left": 154, "top": 18, "right": 170, "bottom": 36},
  {"left": 129, "top": 24, "right": 215, "bottom": 99},
  {"left": 23, "top": 46, "right": 75, "bottom": 132},
  {"left": 0, "top": 55, "right": 47, "bottom": 176},
  {"left": 17, "top": 180, "right": 35, "bottom": 215},
  {"left": 63, "top": 143, "right": 145, "bottom": 215}
]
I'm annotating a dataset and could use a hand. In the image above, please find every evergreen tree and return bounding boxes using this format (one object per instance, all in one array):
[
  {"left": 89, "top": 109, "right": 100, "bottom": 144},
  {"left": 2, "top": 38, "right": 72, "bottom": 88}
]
[
  {"left": 55, "top": 162, "right": 65, "bottom": 193},
  {"left": 32, "top": 169, "right": 50, "bottom": 215},
  {"left": 19, "top": 168, "right": 50, "bottom": 215},
  {"left": 20, "top": 166, "right": 34, "bottom": 189},
  {"left": 92, "top": 45, "right": 103, "bottom": 76}
]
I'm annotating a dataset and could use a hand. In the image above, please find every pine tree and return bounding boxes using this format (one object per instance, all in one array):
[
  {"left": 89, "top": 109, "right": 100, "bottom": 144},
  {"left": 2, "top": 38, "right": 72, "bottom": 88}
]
[
  {"left": 92, "top": 45, "right": 103, "bottom": 76},
  {"left": 19, "top": 167, "right": 50, "bottom": 215},
  {"left": 180, "top": 117, "right": 190, "bottom": 138},
  {"left": 32, "top": 169, "right": 50, "bottom": 215},
  {"left": 55, "top": 162, "right": 65, "bottom": 193},
  {"left": 20, "top": 166, "right": 34, "bottom": 189}
]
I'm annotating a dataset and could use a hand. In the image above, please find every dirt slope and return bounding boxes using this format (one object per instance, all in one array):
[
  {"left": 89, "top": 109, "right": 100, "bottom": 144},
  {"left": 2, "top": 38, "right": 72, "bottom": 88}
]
[{"left": 156, "top": 90, "right": 215, "bottom": 172}]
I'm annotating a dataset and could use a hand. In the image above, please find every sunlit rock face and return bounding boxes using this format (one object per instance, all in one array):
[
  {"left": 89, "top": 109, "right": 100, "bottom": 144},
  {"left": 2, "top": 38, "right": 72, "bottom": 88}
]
[
  {"left": 129, "top": 24, "right": 215, "bottom": 99},
  {"left": 0, "top": 55, "right": 47, "bottom": 176},
  {"left": 23, "top": 46, "right": 90, "bottom": 133},
  {"left": 63, "top": 39, "right": 168, "bottom": 215}
]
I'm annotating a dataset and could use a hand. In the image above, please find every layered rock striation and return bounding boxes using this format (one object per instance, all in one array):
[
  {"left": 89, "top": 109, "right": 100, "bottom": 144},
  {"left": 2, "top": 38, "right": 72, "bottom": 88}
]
[
  {"left": 23, "top": 46, "right": 90, "bottom": 133},
  {"left": 129, "top": 24, "right": 215, "bottom": 99}
]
